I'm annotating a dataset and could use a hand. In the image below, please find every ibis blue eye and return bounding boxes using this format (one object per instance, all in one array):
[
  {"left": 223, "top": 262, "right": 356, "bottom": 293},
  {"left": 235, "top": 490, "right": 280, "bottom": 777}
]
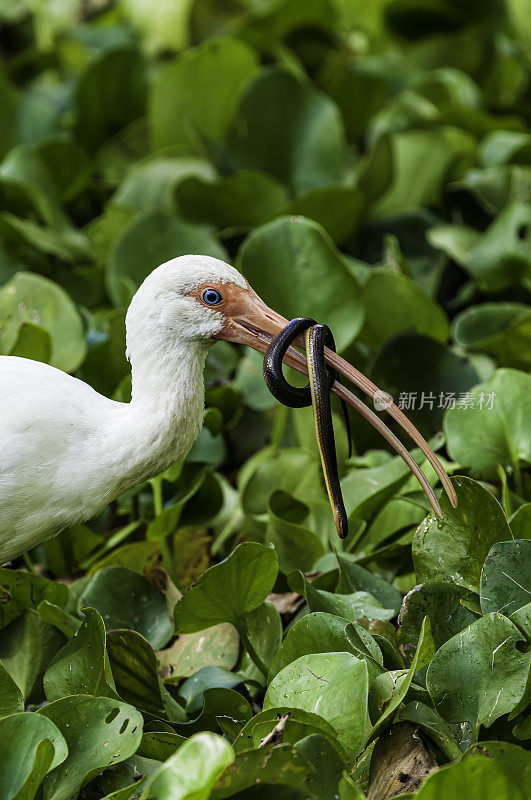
[{"left": 202, "top": 288, "right": 223, "bottom": 306}]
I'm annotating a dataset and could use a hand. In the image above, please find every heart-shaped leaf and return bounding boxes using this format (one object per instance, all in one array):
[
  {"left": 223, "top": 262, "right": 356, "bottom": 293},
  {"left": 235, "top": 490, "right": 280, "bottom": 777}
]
[
  {"left": 413, "top": 477, "right": 511, "bottom": 592},
  {"left": 38, "top": 695, "right": 143, "bottom": 800},
  {"left": 80, "top": 567, "right": 173, "bottom": 649},
  {"left": 264, "top": 652, "right": 370, "bottom": 759},
  {"left": 426, "top": 613, "right": 529, "bottom": 735},
  {"left": 174, "top": 542, "right": 278, "bottom": 633}
]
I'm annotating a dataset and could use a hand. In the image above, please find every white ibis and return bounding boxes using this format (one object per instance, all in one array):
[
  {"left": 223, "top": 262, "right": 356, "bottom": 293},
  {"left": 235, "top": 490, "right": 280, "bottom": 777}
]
[{"left": 0, "top": 255, "right": 456, "bottom": 563}]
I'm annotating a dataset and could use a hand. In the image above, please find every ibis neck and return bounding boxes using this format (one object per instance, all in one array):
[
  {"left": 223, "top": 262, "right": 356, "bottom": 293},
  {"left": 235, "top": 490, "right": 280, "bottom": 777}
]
[{"left": 116, "top": 338, "right": 209, "bottom": 487}]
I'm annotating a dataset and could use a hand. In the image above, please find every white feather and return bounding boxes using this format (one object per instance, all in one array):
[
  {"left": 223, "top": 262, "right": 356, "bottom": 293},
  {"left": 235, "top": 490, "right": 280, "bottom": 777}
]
[{"left": 0, "top": 255, "right": 247, "bottom": 562}]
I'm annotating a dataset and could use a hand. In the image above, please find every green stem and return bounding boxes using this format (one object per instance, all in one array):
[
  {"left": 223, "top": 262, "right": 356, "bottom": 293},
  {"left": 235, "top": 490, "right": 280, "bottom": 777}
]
[
  {"left": 237, "top": 618, "right": 269, "bottom": 678},
  {"left": 271, "top": 404, "right": 289, "bottom": 452},
  {"left": 150, "top": 476, "right": 163, "bottom": 517},
  {"left": 22, "top": 551, "right": 37, "bottom": 574}
]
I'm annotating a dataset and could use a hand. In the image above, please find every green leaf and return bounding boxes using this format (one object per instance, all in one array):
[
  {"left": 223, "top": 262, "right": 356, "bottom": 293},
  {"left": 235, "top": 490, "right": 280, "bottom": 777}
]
[
  {"left": 39, "top": 695, "right": 143, "bottom": 800},
  {"left": 336, "top": 553, "right": 403, "bottom": 616},
  {"left": 370, "top": 129, "right": 474, "bottom": 217},
  {"left": 480, "top": 540, "right": 531, "bottom": 615},
  {"left": 73, "top": 48, "right": 148, "bottom": 153},
  {"left": 426, "top": 613, "right": 529, "bottom": 734},
  {"left": 227, "top": 68, "right": 347, "bottom": 194},
  {"left": 174, "top": 542, "right": 278, "bottom": 632},
  {"left": 211, "top": 743, "right": 314, "bottom": 799},
  {"left": 413, "top": 477, "right": 512, "bottom": 592},
  {"left": 240, "top": 447, "right": 323, "bottom": 516},
  {"left": 238, "top": 216, "right": 362, "bottom": 351},
  {"left": 510, "top": 504, "right": 531, "bottom": 539},
  {"left": 112, "top": 157, "right": 215, "bottom": 215},
  {"left": 0, "top": 712, "right": 67, "bottom": 800},
  {"left": 264, "top": 652, "right": 370, "bottom": 759},
  {"left": 444, "top": 369, "right": 531, "bottom": 475},
  {"left": 269, "top": 612, "right": 383, "bottom": 682},
  {"left": 462, "top": 741, "right": 531, "bottom": 797},
  {"left": 106, "top": 211, "right": 227, "bottom": 307},
  {"left": 0, "top": 612, "right": 65, "bottom": 704},
  {"left": 238, "top": 600, "right": 282, "bottom": 682},
  {"left": 452, "top": 302, "right": 531, "bottom": 370},
  {"left": 289, "top": 570, "right": 396, "bottom": 622},
  {"left": 413, "top": 756, "right": 525, "bottom": 800},
  {"left": 150, "top": 37, "right": 258, "bottom": 153},
  {"left": 80, "top": 566, "right": 173, "bottom": 649},
  {"left": 176, "top": 170, "right": 288, "bottom": 229},
  {"left": 429, "top": 203, "right": 531, "bottom": 292},
  {"left": 370, "top": 333, "right": 479, "bottom": 435},
  {"left": 107, "top": 628, "right": 187, "bottom": 721},
  {"left": 0, "top": 568, "right": 68, "bottom": 631},
  {"left": 141, "top": 732, "right": 234, "bottom": 800},
  {"left": 266, "top": 490, "right": 324, "bottom": 574},
  {"left": 359, "top": 270, "right": 449, "bottom": 349},
  {"left": 9, "top": 322, "right": 51, "bottom": 362},
  {"left": 43, "top": 607, "right": 118, "bottom": 701},
  {"left": 158, "top": 623, "right": 240, "bottom": 681},
  {"left": 0, "top": 272, "right": 86, "bottom": 372},
  {"left": 397, "top": 581, "right": 477, "bottom": 664},
  {"left": 0, "top": 659, "right": 23, "bottom": 718}
]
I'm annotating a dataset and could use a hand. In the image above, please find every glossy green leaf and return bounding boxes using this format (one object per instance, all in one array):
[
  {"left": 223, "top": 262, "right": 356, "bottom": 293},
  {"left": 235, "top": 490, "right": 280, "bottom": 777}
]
[
  {"left": 39, "top": 695, "right": 143, "bottom": 800},
  {"left": 43, "top": 607, "right": 118, "bottom": 701},
  {"left": 176, "top": 170, "right": 288, "bottom": 229},
  {"left": 73, "top": 48, "right": 148, "bottom": 153},
  {"left": 366, "top": 616, "right": 435, "bottom": 746},
  {"left": 0, "top": 568, "right": 68, "bottom": 631},
  {"left": 426, "top": 613, "right": 529, "bottom": 734},
  {"left": 289, "top": 570, "right": 396, "bottom": 622},
  {"left": 0, "top": 712, "right": 67, "bottom": 800},
  {"left": 370, "top": 333, "right": 479, "bottom": 435},
  {"left": 174, "top": 542, "right": 278, "bottom": 632},
  {"left": 414, "top": 756, "right": 525, "bottom": 800},
  {"left": 141, "top": 732, "right": 234, "bottom": 800},
  {"left": 444, "top": 369, "right": 531, "bottom": 474},
  {"left": 413, "top": 477, "right": 511, "bottom": 592},
  {"left": 336, "top": 553, "right": 403, "bottom": 616},
  {"left": 227, "top": 68, "right": 347, "bottom": 194},
  {"left": 150, "top": 37, "right": 258, "bottom": 153},
  {"left": 238, "top": 216, "right": 362, "bottom": 351},
  {"left": 107, "top": 628, "right": 186, "bottom": 721},
  {"left": 211, "top": 743, "right": 314, "bottom": 799},
  {"left": 0, "top": 659, "right": 23, "bottom": 718},
  {"left": 397, "top": 581, "right": 478, "bottom": 664},
  {"left": 0, "top": 612, "right": 65, "bottom": 704},
  {"left": 0, "top": 272, "right": 86, "bottom": 371},
  {"left": 359, "top": 269, "right": 449, "bottom": 349},
  {"left": 452, "top": 302, "right": 531, "bottom": 370},
  {"left": 158, "top": 623, "right": 240, "bottom": 681},
  {"left": 80, "top": 567, "right": 173, "bottom": 649},
  {"left": 265, "top": 652, "right": 370, "bottom": 759}
]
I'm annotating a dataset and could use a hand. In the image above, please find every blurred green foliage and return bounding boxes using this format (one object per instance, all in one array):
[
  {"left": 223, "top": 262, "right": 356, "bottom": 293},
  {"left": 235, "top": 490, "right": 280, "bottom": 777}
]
[{"left": 0, "top": 0, "right": 530, "bottom": 798}]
